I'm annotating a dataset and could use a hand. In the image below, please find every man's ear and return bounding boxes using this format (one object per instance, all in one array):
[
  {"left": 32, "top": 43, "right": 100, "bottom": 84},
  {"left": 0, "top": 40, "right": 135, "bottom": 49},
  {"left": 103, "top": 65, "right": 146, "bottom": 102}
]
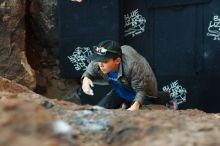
[{"left": 115, "top": 57, "right": 121, "bottom": 64}]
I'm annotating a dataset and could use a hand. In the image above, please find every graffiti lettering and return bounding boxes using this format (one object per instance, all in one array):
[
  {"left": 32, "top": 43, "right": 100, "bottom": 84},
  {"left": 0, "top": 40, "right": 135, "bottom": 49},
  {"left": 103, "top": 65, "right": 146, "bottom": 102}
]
[
  {"left": 68, "top": 47, "right": 92, "bottom": 71},
  {"left": 124, "top": 9, "right": 146, "bottom": 37},
  {"left": 207, "top": 15, "right": 220, "bottom": 41},
  {"left": 162, "top": 80, "right": 187, "bottom": 105}
]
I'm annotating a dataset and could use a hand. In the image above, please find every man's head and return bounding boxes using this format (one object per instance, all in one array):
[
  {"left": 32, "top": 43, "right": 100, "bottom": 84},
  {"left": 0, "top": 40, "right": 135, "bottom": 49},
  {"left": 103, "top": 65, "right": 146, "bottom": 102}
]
[
  {"left": 98, "top": 56, "right": 121, "bottom": 74},
  {"left": 89, "top": 40, "right": 122, "bottom": 74}
]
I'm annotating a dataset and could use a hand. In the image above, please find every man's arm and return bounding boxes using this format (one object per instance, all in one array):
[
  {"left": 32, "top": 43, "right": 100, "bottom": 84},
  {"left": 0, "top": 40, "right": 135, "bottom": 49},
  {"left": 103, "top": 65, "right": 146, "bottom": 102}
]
[
  {"left": 81, "top": 61, "right": 100, "bottom": 95},
  {"left": 81, "top": 61, "right": 110, "bottom": 85},
  {"left": 128, "top": 62, "right": 147, "bottom": 111},
  {"left": 81, "top": 61, "right": 99, "bottom": 83},
  {"left": 81, "top": 61, "right": 110, "bottom": 95}
]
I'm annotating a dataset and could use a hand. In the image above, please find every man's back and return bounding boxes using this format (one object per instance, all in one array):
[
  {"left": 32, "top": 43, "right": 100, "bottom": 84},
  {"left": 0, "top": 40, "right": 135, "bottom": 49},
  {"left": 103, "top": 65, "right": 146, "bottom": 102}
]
[
  {"left": 119, "top": 45, "right": 158, "bottom": 98},
  {"left": 121, "top": 45, "right": 155, "bottom": 76}
]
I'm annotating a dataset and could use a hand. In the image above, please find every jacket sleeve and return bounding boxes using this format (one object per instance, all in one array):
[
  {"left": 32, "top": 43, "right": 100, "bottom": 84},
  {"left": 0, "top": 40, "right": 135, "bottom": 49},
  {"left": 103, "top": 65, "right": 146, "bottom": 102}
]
[
  {"left": 130, "top": 62, "right": 147, "bottom": 105},
  {"left": 81, "top": 61, "right": 105, "bottom": 84},
  {"left": 81, "top": 61, "right": 99, "bottom": 82}
]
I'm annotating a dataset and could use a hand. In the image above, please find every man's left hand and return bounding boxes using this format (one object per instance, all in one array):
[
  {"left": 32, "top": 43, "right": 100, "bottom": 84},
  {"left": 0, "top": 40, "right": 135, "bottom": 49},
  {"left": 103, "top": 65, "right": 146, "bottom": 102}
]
[{"left": 127, "top": 101, "right": 140, "bottom": 111}]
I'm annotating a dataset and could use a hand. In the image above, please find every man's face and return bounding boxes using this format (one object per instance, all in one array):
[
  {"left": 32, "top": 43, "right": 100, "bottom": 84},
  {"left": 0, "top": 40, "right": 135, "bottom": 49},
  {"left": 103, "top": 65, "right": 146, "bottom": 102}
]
[{"left": 98, "top": 57, "right": 121, "bottom": 74}]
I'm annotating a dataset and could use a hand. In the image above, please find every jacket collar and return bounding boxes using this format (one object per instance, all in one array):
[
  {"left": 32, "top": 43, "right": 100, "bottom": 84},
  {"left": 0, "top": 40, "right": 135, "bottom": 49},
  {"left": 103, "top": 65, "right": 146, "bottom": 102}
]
[{"left": 117, "top": 60, "right": 123, "bottom": 79}]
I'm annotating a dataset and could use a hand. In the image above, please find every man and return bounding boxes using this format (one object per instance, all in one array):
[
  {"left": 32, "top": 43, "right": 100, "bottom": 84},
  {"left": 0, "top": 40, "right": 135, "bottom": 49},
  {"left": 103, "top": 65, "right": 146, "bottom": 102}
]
[{"left": 81, "top": 40, "right": 170, "bottom": 111}]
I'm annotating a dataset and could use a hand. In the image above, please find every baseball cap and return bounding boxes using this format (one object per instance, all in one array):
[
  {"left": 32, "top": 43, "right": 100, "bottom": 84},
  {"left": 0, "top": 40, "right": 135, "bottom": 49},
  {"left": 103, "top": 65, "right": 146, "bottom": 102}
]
[{"left": 89, "top": 40, "right": 122, "bottom": 62}]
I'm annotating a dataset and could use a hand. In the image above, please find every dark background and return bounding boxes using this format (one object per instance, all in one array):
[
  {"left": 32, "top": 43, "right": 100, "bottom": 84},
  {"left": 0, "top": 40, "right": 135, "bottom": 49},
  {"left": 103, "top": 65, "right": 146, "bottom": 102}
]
[{"left": 58, "top": 0, "right": 220, "bottom": 113}]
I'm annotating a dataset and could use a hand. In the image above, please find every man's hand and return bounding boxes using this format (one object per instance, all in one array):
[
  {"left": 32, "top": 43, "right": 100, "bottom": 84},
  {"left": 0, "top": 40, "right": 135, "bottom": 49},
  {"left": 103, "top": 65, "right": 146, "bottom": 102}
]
[
  {"left": 82, "top": 77, "right": 94, "bottom": 96},
  {"left": 127, "top": 101, "right": 140, "bottom": 111}
]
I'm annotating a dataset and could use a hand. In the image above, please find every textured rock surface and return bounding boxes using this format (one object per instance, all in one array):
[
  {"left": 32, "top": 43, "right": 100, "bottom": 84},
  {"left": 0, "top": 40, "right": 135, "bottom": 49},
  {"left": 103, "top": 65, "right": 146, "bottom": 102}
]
[
  {"left": 0, "top": 0, "right": 79, "bottom": 101},
  {"left": 0, "top": 76, "right": 78, "bottom": 146},
  {"left": 1, "top": 77, "right": 220, "bottom": 146},
  {"left": 29, "top": 0, "right": 58, "bottom": 50},
  {"left": 60, "top": 107, "right": 220, "bottom": 146},
  {"left": 26, "top": 0, "right": 58, "bottom": 70},
  {"left": 0, "top": 0, "right": 36, "bottom": 89},
  {"left": 25, "top": 0, "right": 81, "bottom": 102}
]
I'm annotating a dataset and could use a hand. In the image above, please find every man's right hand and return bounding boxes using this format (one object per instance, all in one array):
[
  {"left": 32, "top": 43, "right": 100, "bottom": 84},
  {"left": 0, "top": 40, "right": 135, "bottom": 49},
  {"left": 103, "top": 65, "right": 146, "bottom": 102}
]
[{"left": 82, "top": 77, "right": 94, "bottom": 96}]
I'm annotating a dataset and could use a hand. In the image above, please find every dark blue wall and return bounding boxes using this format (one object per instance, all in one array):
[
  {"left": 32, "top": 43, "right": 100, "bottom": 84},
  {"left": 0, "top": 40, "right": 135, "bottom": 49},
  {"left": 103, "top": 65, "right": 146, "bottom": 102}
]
[
  {"left": 58, "top": 0, "right": 122, "bottom": 78},
  {"left": 58, "top": 0, "right": 220, "bottom": 112}
]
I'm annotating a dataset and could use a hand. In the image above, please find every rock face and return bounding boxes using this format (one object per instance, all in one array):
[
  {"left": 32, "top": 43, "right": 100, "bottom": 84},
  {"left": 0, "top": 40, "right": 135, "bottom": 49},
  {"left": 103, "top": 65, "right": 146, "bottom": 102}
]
[
  {"left": 1, "top": 76, "right": 220, "bottom": 146},
  {"left": 0, "top": 76, "right": 81, "bottom": 146},
  {"left": 26, "top": 0, "right": 58, "bottom": 70},
  {"left": 61, "top": 108, "right": 220, "bottom": 146},
  {"left": 0, "top": 100, "right": 61, "bottom": 146},
  {"left": 0, "top": 0, "right": 36, "bottom": 89},
  {"left": 28, "top": 0, "right": 58, "bottom": 50},
  {"left": 0, "top": 0, "right": 79, "bottom": 101},
  {"left": 25, "top": 0, "right": 81, "bottom": 101}
]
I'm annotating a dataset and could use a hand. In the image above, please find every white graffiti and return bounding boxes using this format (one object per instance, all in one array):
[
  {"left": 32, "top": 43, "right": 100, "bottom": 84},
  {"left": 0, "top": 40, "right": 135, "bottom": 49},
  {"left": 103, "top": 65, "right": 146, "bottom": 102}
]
[
  {"left": 162, "top": 80, "right": 187, "bottom": 105},
  {"left": 207, "top": 15, "right": 220, "bottom": 41},
  {"left": 68, "top": 47, "right": 92, "bottom": 71},
  {"left": 124, "top": 9, "right": 146, "bottom": 37}
]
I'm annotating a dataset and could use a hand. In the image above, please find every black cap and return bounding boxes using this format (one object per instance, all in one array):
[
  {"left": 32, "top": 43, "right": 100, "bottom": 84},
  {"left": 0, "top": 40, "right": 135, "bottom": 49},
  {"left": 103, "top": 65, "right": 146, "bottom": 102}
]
[{"left": 89, "top": 40, "right": 122, "bottom": 62}]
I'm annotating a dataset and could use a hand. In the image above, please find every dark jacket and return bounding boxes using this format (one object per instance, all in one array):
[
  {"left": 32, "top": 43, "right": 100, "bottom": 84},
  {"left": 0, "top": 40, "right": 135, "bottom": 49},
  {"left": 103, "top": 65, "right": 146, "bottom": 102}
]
[{"left": 81, "top": 45, "right": 158, "bottom": 104}]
